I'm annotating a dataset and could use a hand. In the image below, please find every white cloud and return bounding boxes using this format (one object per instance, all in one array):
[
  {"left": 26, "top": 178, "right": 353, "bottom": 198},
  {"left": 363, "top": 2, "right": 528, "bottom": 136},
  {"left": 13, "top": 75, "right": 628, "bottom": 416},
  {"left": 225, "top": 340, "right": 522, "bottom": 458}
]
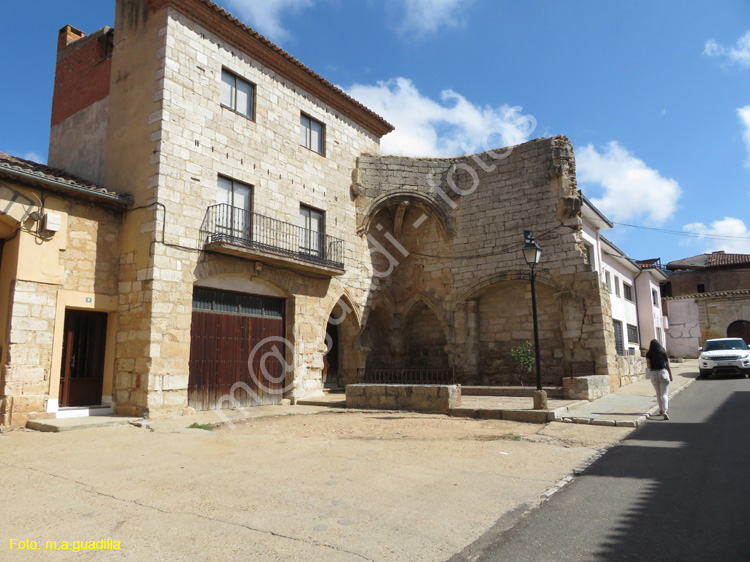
[
  {"left": 704, "top": 31, "right": 750, "bottom": 67},
  {"left": 22, "top": 151, "right": 45, "bottom": 164},
  {"left": 683, "top": 217, "right": 750, "bottom": 254},
  {"left": 224, "top": 0, "right": 471, "bottom": 43},
  {"left": 345, "top": 77, "right": 536, "bottom": 156},
  {"left": 225, "top": 0, "right": 313, "bottom": 43},
  {"left": 394, "top": 0, "right": 474, "bottom": 35},
  {"left": 738, "top": 106, "right": 750, "bottom": 168},
  {"left": 577, "top": 142, "right": 682, "bottom": 224}
]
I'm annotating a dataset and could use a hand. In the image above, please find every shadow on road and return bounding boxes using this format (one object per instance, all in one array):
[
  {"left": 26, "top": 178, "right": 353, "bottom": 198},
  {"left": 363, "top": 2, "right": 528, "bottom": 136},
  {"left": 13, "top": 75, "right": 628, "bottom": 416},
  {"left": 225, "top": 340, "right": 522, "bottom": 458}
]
[
  {"left": 585, "top": 384, "right": 750, "bottom": 561},
  {"left": 451, "top": 379, "right": 750, "bottom": 562}
]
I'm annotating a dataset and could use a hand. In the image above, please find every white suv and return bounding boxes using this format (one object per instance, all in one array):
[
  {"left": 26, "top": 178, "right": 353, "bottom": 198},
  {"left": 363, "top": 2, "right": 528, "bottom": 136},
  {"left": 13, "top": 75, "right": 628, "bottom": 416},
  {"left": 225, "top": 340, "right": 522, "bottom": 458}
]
[{"left": 699, "top": 338, "right": 750, "bottom": 379}]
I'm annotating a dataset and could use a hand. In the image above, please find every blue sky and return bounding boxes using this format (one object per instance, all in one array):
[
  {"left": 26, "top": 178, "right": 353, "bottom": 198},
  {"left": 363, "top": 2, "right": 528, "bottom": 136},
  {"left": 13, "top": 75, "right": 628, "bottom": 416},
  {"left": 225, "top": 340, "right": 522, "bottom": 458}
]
[{"left": 2, "top": 0, "right": 749, "bottom": 263}]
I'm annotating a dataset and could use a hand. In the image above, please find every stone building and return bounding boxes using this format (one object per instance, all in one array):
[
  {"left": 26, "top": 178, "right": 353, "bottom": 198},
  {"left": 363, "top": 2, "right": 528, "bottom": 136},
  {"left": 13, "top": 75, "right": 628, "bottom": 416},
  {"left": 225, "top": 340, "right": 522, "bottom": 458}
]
[
  {"left": 663, "top": 251, "right": 750, "bottom": 297},
  {"left": 0, "top": 153, "right": 131, "bottom": 427},
  {"left": 1, "top": 0, "right": 638, "bottom": 427},
  {"left": 662, "top": 252, "right": 750, "bottom": 356}
]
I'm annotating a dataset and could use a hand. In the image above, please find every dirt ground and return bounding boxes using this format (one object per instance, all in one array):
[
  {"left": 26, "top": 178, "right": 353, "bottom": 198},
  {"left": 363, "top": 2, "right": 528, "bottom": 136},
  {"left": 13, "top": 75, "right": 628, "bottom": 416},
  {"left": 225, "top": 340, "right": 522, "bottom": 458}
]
[{"left": 1, "top": 411, "right": 632, "bottom": 561}]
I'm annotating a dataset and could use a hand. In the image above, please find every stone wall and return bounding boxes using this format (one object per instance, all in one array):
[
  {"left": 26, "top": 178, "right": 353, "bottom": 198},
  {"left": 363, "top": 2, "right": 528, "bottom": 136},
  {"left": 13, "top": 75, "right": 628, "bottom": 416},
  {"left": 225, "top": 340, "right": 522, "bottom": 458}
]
[
  {"left": 562, "top": 375, "right": 610, "bottom": 401},
  {"left": 355, "top": 137, "right": 619, "bottom": 386},
  {"left": 0, "top": 192, "right": 122, "bottom": 427},
  {"left": 665, "top": 292, "right": 750, "bottom": 359},
  {"left": 615, "top": 355, "right": 646, "bottom": 389},
  {"left": 103, "top": 3, "right": 383, "bottom": 416},
  {"left": 1, "top": 282, "right": 57, "bottom": 427},
  {"left": 695, "top": 293, "right": 750, "bottom": 343},
  {"left": 346, "top": 384, "right": 460, "bottom": 413}
]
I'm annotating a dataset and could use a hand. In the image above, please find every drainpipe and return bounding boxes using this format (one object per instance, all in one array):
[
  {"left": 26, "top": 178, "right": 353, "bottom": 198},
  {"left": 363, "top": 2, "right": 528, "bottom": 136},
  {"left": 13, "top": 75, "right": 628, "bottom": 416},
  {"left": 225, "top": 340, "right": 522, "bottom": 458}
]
[{"left": 633, "top": 269, "right": 645, "bottom": 350}]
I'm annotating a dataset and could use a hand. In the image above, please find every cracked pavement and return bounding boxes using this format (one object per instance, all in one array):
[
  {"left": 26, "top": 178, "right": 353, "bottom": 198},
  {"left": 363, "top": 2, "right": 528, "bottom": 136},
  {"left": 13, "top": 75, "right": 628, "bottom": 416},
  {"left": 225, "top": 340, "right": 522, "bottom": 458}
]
[{"left": 1, "top": 411, "right": 633, "bottom": 561}]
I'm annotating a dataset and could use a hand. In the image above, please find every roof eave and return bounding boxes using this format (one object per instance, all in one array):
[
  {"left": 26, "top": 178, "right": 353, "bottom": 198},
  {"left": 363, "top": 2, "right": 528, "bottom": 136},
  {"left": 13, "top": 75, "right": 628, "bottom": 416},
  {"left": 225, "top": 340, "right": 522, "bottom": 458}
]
[{"left": 0, "top": 167, "right": 133, "bottom": 210}]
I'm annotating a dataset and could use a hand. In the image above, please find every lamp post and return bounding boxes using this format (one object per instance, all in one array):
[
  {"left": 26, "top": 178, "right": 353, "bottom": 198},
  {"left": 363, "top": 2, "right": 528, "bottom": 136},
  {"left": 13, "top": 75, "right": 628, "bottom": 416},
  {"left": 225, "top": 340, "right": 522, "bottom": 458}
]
[{"left": 522, "top": 230, "right": 547, "bottom": 410}]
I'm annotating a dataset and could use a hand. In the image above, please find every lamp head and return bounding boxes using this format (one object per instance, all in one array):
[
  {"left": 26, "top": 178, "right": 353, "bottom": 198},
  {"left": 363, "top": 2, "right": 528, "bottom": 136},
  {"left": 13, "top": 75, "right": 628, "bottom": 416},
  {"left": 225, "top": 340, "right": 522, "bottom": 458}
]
[{"left": 522, "top": 230, "right": 542, "bottom": 266}]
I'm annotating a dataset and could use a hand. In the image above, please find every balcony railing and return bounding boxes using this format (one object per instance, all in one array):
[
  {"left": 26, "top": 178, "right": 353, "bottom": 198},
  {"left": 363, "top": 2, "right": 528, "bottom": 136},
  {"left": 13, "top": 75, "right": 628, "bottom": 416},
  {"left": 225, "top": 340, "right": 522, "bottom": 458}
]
[{"left": 201, "top": 204, "right": 345, "bottom": 270}]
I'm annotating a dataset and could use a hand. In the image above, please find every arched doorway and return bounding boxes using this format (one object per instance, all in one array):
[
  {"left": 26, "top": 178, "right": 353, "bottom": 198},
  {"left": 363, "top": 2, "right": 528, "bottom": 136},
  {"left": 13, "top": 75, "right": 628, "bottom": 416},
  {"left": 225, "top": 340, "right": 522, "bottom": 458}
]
[
  {"left": 322, "top": 297, "right": 361, "bottom": 388},
  {"left": 323, "top": 313, "right": 339, "bottom": 387},
  {"left": 728, "top": 320, "right": 750, "bottom": 345}
]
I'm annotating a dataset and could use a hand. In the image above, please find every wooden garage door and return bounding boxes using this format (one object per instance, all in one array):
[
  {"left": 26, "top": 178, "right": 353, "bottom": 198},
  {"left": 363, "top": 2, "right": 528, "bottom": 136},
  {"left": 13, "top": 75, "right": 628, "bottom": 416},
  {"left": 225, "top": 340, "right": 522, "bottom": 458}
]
[{"left": 188, "top": 288, "right": 286, "bottom": 411}]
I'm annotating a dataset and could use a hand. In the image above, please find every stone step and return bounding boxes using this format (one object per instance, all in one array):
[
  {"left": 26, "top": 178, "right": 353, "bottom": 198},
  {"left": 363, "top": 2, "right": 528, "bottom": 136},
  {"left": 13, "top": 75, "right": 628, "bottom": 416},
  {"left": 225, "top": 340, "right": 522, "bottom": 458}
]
[{"left": 460, "top": 386, "right": 564, "bottom": 398}]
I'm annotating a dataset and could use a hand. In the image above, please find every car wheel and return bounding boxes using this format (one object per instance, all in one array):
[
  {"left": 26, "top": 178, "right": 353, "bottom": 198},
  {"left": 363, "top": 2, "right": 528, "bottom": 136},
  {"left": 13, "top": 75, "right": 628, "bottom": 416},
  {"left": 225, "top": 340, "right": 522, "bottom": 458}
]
[{"left": 700, "top": 369, "right": 711, "bottom": 380}]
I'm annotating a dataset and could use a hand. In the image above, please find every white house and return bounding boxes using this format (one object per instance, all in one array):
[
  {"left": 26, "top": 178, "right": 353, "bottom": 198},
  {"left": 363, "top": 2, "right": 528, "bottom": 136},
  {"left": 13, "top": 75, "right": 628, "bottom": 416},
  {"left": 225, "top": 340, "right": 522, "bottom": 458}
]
[{"left": 581, "top": 196, "right": 668, "bottom": 355}]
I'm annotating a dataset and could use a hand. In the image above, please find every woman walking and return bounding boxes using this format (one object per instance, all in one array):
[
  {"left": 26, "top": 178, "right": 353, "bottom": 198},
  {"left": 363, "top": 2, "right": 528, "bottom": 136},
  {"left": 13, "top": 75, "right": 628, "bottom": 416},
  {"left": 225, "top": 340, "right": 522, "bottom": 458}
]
[{"left": 646, "top": 339, "right": 673, "bottom": 420}]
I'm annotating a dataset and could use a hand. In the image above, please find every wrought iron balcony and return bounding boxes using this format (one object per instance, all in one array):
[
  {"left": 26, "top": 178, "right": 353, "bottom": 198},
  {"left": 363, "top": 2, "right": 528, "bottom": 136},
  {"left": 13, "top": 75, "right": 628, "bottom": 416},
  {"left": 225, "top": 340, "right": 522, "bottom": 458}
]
[{"left": 201, "top": 204, "right": 345, "bottom": 274}]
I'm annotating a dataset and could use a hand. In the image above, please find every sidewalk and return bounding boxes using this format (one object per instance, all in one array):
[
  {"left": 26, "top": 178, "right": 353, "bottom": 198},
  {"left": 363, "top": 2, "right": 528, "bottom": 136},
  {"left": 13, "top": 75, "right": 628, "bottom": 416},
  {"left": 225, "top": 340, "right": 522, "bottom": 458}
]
[{"left": 559, "top": 359, "right": 699, "bottom": 426}]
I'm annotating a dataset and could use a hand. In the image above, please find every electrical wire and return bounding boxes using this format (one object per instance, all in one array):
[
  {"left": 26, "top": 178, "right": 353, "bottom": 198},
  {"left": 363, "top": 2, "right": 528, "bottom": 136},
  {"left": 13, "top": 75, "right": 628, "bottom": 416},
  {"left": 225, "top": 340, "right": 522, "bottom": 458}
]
[{"left": 613, "top": 222, "right": 750, "bottom": 241}]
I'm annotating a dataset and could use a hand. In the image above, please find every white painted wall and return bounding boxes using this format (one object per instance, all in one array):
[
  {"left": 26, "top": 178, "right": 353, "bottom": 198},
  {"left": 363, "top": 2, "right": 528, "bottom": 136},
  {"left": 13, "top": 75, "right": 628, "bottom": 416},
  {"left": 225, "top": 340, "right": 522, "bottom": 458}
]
[
  {"left": 600, "top": 256, "right": 639, "bottom": 354},
  {"left": 635, "top": 273, "right": 666, "bottom": 349},
  {"left": 665, "top": 298, "right": 701, "bottom": 357},
  {"left": 581, "top": 224, "right": 602, "bottom": 274}
]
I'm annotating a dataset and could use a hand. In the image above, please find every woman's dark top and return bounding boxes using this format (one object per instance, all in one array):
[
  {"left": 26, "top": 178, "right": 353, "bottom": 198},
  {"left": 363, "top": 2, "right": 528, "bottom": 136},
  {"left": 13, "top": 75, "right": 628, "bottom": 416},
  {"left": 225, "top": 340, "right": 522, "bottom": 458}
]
[{"left": 646, "top": 350, "right": 669, "bottom": 370}]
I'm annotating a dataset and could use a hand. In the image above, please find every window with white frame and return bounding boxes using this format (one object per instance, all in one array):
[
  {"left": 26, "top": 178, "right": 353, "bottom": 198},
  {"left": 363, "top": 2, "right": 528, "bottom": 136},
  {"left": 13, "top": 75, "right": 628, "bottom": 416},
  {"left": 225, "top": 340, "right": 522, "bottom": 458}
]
[
  {"left": 623, "top": 283, "right": 633, "bottom": 302},
  {"left": 217, "top": 176, "right": 252, "bottom": 239},
  {"left": 652, "top": 288, "right": 659, "bottom": 306},
  {"left": 299, "top": 204, "right": 324, "bottom": 256},
  {"left": 605, "top": 271, "right": 612, "bottom": 293},
  {"left": 300, "top": 113, "right": 325, "bottom": 155},
  {"left": 221, "top": 69, "right": 254, "bottom": 119},
  {"left": 614, "top": 276, "right": 621, "bottom": 297}
]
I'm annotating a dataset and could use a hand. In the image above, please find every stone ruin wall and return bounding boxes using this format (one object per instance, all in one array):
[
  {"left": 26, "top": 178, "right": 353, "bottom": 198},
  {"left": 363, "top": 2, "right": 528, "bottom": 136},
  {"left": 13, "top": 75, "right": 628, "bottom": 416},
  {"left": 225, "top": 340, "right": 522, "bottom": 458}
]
[{"left": 355, "top": 136, "right": 620, "bottom": 386}]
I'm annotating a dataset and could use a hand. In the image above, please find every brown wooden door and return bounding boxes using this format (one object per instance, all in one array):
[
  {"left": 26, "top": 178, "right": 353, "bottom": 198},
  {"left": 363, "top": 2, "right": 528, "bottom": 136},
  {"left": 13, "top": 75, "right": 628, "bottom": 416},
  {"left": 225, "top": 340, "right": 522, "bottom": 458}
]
[
  {"left": 188, "top": 289, "right": 286, "bottom": 411},
  {"left": 59, "top": 310, "right": 108, "bottom": 407}
]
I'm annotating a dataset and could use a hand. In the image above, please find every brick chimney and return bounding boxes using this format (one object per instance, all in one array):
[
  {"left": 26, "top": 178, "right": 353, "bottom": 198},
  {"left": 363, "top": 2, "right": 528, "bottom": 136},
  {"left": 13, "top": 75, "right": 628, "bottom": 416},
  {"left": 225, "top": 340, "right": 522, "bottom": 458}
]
[
  {"left": 57, "top": 25, "right": 86, "bottom": 51},
  {"left": 50, "top": 26, "right": 113, "bottom": 127}
]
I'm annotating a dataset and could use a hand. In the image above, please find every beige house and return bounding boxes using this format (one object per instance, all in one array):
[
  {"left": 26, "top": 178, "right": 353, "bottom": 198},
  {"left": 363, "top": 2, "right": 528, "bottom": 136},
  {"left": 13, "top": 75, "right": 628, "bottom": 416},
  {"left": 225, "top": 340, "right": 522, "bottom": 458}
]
[
  {"left": 0, "top": 153, "right": 130, "bottom": 426},
  {"left": 1, "top": 0, "right": 640, "bottom": 427}
]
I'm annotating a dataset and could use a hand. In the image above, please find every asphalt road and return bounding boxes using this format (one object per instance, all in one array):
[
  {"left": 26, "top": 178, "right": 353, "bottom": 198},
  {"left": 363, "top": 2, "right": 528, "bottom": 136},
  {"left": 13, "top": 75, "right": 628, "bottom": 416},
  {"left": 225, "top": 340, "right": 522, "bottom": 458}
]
[{"left": 450, "top": 375, "right": 750, "bottom": 562}]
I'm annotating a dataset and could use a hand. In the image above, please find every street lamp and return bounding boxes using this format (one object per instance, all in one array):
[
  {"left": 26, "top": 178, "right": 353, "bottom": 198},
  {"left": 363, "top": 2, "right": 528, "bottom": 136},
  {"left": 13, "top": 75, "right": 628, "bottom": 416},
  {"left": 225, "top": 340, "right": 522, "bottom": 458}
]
[{"left": 522, "top": 230, "right": 547, "bottom": 409}]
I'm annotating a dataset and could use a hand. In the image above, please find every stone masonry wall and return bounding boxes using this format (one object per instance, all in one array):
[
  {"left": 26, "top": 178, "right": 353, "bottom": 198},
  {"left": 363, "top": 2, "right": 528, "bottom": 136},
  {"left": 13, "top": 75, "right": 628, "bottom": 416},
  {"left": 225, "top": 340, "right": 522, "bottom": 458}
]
[
  {"left": 107, "top": 4, "right": 382, "bottom": 415},
  {"left": 355, "top": 136, "right": 619, "bottom": 385},
  {"left": 1, "top": 282, "right": 57, "bottom": 427},
  {"left": 1, "top": 198, "right": 121, "bottom": 426}
]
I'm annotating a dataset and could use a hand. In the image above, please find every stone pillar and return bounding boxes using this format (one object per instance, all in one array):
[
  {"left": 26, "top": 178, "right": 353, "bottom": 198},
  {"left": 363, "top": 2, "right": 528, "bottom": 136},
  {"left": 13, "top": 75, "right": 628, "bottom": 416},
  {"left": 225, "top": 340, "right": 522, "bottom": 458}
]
[{"left": 453, "top": 300, "right": 479, "bottom": 384}]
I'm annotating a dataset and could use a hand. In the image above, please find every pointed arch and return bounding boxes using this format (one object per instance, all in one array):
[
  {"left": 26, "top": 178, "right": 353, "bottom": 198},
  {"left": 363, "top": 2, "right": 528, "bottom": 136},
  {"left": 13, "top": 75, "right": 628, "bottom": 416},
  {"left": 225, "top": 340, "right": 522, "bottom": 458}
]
[
  {"left": 458, "top": 270, "right": 568, "bottom": 302},
  {"left": 358, "top": 190, "right": 456, "bottom": 239}
]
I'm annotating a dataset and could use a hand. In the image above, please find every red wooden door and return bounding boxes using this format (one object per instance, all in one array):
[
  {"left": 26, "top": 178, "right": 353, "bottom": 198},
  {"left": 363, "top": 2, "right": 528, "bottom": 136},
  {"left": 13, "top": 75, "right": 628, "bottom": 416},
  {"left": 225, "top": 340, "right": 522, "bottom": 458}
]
[
  {"left": 188, "top": 289, "right": 286, "bottom": 411},
  {"left": 59, "top": 310, "right": 108, "bottom": 407}
]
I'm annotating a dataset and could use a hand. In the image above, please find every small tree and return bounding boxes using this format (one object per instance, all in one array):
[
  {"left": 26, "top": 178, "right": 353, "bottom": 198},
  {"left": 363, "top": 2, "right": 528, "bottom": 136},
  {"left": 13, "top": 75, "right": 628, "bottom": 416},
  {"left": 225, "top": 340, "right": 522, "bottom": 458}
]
[{"left": 510, "top": 341, "right": 535, "bottom": 385}]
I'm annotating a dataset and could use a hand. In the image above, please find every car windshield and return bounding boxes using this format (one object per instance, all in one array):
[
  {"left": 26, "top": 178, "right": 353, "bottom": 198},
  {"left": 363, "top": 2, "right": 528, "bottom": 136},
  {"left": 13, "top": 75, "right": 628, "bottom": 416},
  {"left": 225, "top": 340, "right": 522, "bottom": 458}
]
[{"left": 703, "top": 339, "right": 749, "bottom": 351}]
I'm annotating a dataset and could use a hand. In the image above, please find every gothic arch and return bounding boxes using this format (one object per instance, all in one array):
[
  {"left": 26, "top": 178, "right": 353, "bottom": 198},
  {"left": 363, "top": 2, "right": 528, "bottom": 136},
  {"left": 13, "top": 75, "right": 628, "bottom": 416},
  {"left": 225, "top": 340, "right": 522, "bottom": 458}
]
[
  {"left": 400, "top": 293, "right": 448, "bottom": 333},
  {"left": 358, "top": 190, "right": 456, "bottom": 239},
  {"left": 458, "top": 270, "right": 568, "bottom": 302},
  {"left": 402, "top": 298, "right": 450, "bottom": 368}
]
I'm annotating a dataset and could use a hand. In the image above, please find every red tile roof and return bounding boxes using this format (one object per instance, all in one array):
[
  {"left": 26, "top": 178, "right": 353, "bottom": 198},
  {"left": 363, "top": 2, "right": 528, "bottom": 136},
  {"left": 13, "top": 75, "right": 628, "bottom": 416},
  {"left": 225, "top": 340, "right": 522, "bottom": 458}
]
[
  {"left": 666, "top": 252, "right": 750, "bottom": 270},
  {"left": 665, "top": 289, "right": 750, "bottom": 300},
  {"left": 0, "top": 152, "right": 131, "bottom": 206},
  {"left": 707, "top": 252, "right": 750, "bottom": 267}
]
